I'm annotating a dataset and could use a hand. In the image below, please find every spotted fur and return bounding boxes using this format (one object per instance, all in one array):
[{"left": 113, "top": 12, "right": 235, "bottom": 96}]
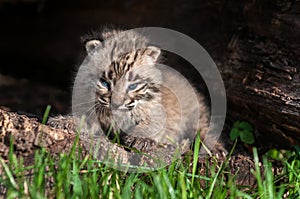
[
  {"left": 93, "top": 47, "right": 163, "bottom": 138},
  {"left": 73, "top": 29, "right": 210, "bottom": 151}
]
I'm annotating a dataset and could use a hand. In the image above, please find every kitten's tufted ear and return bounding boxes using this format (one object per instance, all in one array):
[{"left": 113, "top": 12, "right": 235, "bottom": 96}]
[
  {"left": 144, "top": 46, "right": 161, "bottom": 63},
  {"left": 85, "top": 40, "right": 101, "bottom": 53}
]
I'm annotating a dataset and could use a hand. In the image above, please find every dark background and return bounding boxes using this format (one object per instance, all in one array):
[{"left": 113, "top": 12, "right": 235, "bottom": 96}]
[
  {"left": 0, "top": 0, "right": 240, "bottom": 89},
  {"left": 0, "top": 0, "right": 243, "bottom": 117}
]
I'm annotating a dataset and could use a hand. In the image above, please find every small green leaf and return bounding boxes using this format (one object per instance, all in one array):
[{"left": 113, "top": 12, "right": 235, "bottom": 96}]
[
  {"left": 229, "top": 128, "right": 240, "bottom": 141},
  {"left": 232, "top": 121, "right": 240, "bottom": 129},
  {"left": 240, "top": 130, "right": 255, "bottom": 144},
  {"left": 266, "top": 149, "right": 283, "bottom": 160},
  {"left": 239, "top": 121, "right": 253, "bottom": 132}
]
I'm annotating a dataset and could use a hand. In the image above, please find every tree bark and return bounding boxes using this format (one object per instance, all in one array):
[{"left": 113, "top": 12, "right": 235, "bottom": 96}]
[
  {"left": 219, "top": 0, "right": 300, "bottom": 147},
  {"left": 0, "top": 108, "right": 179, "bottom": 172},
  {"left": 0, "top": 108, "right": 259, "bottom": 191}
]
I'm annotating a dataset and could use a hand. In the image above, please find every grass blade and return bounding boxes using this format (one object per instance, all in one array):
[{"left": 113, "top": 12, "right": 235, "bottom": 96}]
[
  {"left": 192, "top": 131, "right": 201, "bottom": 185},
  {"left": 42, "top": 105, "right": 51, "bottom": 124}
]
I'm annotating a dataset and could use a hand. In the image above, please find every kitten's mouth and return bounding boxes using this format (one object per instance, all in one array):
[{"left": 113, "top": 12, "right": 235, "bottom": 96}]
[{"left": 110, "top": 103, "right": 135, "bottom": 111}]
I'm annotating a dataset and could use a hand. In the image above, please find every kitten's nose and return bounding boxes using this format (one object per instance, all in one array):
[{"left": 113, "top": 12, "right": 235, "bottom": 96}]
[
  {"left": 111, "top": 92, "right": 125, "bottom": 110},
  {"left": 110, "top": 101, "right": 122, "bottom": 109},
  {"left": 110, "top": 96, "right": 124, "bottom": 110}
]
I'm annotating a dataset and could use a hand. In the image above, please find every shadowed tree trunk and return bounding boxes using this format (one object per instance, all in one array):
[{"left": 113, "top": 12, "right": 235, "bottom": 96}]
[{"left": 219, "top": 0, "right": 300, "bottom": 148}]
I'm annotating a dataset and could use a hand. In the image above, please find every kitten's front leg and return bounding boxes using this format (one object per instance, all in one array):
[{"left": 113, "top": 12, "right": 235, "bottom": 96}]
[
  {"left": 119, "top": 126, "right": 173, "bottom": 152},
  {"left": 47, "top": 116, "right": 170, "bottom": 153}
]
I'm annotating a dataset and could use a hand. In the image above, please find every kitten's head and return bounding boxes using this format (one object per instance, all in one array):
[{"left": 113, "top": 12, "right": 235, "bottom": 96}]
[{"left": 86, "top": 38, "right": 162, "bottom": 112}]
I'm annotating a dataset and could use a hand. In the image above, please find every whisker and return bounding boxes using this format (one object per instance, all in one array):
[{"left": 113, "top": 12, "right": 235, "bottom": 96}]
[
  {"left": 86, "top": 107, "right": 97, "bottom": 122},
  {"left": 85, "top": 104, "right": 97, "bottom": 117},
  {"left": 73, "top": 99, "right": 96, "bottom": 107}
]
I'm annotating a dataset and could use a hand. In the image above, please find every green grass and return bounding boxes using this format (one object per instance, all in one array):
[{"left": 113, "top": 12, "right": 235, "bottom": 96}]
[
  {"left": 1, "top": 135, "right": 300, "bottom": 198},
  {"left": 1, "top": 107, "right": 300, "bottom": 198}
]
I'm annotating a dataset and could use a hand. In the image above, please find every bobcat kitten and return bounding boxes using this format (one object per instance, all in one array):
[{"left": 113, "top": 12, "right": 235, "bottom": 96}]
[{"left": 52, "top": 28, "right": 210, "bottom": 153}]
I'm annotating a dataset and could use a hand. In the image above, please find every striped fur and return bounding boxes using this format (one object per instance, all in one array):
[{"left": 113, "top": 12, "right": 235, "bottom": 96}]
[
  {"left": 94, "top": 47, "right": 163, "bottom": 138},
  {"left": 76, "top": 29, "right": 209, "bottom": 150}
]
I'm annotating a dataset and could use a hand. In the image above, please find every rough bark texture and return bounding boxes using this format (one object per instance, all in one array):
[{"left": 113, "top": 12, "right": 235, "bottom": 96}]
[
  {"left": 0, "top": 108, "right": 183, "bottom": 196},
  {"left": 218, "top": 0, "right": 300, "bottom": 148},
  {"left": 0, "top": 108, "right": 259, "bottom": 192},
  {"left": 0, "top": 108, "right": 181, "bottom": 173},
  {"left": 223, "top": 38, "right": 300, "bottom": 148}
]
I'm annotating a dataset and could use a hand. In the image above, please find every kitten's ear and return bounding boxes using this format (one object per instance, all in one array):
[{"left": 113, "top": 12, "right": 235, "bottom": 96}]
[
  {"left": 145, "top": 46, "right": 161, "bottom": 62},
  {"left": 85, "top": 40, "right": 101, "bottom": 53}
]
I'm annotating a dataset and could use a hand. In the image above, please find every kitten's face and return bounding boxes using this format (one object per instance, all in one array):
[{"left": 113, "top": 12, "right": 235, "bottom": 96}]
[{"left": 95, "top": 48, "right": 162, "bottom": 112}]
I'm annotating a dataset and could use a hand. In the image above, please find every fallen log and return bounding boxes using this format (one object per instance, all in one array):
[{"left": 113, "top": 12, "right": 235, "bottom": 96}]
[
  {"left": 0, "top": 108, "right": 179, "bottom": 173},
  {"left": 0, "top": 108, "right": 258, "bottom": 191},
  {"left": 219, "top": 34, "right": 300, "bottom": 148}
]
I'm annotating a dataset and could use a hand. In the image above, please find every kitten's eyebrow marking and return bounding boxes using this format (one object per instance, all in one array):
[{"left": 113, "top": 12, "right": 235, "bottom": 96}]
[
  {"left": 101, "top": 71, "right": 106, "bottom": 78},
  {"left": 133, "top": 74, "right": 141, "bottom": 81},
  {"left": 108, "top": 70, "right": 113, "bottom": 80},
  {"left": 128, "top": 71, "right": 133, "bottom": 81},
  {"left": 128, "top": 72, "right": 141, "bottom": 82}
]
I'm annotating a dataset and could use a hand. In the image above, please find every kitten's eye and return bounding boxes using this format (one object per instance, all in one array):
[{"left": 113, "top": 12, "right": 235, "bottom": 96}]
[
  {"left": 128, "top": 83, "right": 138, "bottom": 90},
  {"left": 100, "top": 78, "right": 110, "bottom": 89}
]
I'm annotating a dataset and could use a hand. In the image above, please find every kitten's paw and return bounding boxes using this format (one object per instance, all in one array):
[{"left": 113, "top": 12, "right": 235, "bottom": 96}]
[
  {"left": 121, "top": 136, "right": 157, "bottom": 152},
  {"left": 47, "top": 116, "right": 77, "bottom": 133}
]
